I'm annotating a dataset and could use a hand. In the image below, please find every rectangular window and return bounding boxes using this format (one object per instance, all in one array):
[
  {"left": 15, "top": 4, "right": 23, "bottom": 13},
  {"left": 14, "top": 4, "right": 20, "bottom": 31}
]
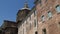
[
  {"left": 42, "top": 29, "right": 46, "bottom": 34},
  {"left": 41, "top": 15, "right": 45, "bottom": 22},
  {"left": 58, "top": 22, "right": 60, "bottom": 28},
  {"left": 23, "top": 29, "right": 24, "bottom": 34},
  {"left": 30, "top": 23, "right": 31, "bottom": 29},
  {"left": 35, "top": 31, "right": 38, "bottom": 34},
  {"left": 34, "top": 11, "right": 36, "bottom": 17},
  {"left": 39, "top": 0, "right": 42, "bottom": 6},
  {"left": 48, "top": 11, "right": 52, "bottom": 18},
  {"left": 34, "top": 20, "right": 36, "bottom": 27},
  {"left": 59, "top": 22, "right": 60, "bottom": 25},
  {"left": 56, "top": 5, "right": 60, "bottom": 13},
  {"left": 45, "top": 0, "right": 47, "bottom": 3},
  {"left": 29, "top": 16, "right": 31, "bottom": 20}
]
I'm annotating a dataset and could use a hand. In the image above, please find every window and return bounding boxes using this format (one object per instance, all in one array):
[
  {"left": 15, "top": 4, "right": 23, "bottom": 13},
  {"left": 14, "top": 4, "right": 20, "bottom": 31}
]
[
  {"left": 29, "top": 16, "right": 31, "bottom": 20},
  {"left": 48, "top": 11, "right": 52, "bottom": 18},
  {"left": 34, "top": 11, "right": 36, "bottom": 16},
  {"left": 26, "top": 27, "right": 27, "bottom": 32},
  {"left": 39, "top": 0, "right": 42, "bottom": 6},
  {"left": 58, "top": 22, "right": 60, "bottom": 28},
  {"left": 41, "top": 15, "right": 45, "bottom": 22},
  {"left": 35, "top": 31, "right": 38, "bottom": 34},
  {"left": 23, "top": 29, "right": 24, "bottom": 34},
  {"left": 26, "top": 20, "right": 28, "bottom": 24},
  {"left": 30, "top": 23, "right": 31, "bottom": 29},
  {"left": 59, "top": 22, "right": 60, "bottom": 25},
  {"left": 42, "top": 29, "right": 46, "bottom": 34},
  {"left": 39, "top": 0, "right": 41, "bottom": 3},
  {"left": 34, "top": 19, "right": 36, "bottom": 27},
  {"left": 45, "top": 0, "right": 47, "bottom": 3},
  {"left": 56, "top": 5, "right": 60, "bottom": 13}
]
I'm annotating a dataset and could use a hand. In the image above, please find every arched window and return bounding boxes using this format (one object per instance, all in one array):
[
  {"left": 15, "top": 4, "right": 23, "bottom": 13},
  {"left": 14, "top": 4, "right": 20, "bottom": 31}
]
[{"left": 56, "top": 5, "right": 60, "bottom": 13}]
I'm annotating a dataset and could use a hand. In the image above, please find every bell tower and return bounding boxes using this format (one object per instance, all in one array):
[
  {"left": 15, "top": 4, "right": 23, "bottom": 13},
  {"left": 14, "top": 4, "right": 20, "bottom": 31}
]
[{"left": 16, "top": 0, "right": 31, "bottom": 23}]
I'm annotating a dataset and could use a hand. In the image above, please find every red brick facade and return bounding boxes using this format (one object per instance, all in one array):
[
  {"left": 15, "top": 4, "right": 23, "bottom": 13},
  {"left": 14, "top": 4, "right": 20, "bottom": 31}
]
[{"left": 35, "top": 0, "right": 60, "bottom": 34}]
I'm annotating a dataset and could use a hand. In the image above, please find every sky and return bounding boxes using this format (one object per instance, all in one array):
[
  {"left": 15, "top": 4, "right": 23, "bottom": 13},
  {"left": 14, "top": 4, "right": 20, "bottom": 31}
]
[{"left": 0, "top": 0, "right": 34, "bottom": 26}]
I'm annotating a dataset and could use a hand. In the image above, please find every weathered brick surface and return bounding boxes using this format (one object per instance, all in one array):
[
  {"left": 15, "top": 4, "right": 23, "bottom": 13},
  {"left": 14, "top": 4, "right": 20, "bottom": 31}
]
[{"left": 36, "top": 0, "right": 60, "bottom": 34}]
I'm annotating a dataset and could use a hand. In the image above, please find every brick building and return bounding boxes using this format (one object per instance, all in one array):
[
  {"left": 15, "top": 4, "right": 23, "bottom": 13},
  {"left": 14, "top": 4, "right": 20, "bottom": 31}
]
[
  {"left": 0, "top": 0, "right": 60, "bottom": 34},
  {"left": 18, "top": 0, "right": 60, "bottom": 34},
  {"left": 35, "top": 0, "right": 60, "bottom": 34}
]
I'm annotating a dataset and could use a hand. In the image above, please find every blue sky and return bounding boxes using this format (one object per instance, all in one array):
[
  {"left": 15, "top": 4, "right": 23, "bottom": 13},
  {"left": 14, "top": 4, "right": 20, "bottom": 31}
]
[{"left": 0, "top": 0, "right": 34, "bottom": 26}]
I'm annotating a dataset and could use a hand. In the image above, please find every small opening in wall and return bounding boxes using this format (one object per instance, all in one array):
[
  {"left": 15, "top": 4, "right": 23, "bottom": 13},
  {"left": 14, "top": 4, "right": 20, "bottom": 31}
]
[
  {"left": 58, "top": 22, "right": 60, "bottom": 24},
  {"left": 41, "top": 15, "right": 45, "bottom": 23},
  {"left": 45, "top": 0, "right": 47, "bottom": 3},
  {"left": 58, "top": 22, "right": 60, "bottom": 29},
  {"left": 42, "top": 29, "right": 46, "bottom": 34},
  {"left": 56, "top": 5, "right": 59, "bottom": 8},
  {"left": 35, "top": 31, "right": 38, "bottom": 34}
]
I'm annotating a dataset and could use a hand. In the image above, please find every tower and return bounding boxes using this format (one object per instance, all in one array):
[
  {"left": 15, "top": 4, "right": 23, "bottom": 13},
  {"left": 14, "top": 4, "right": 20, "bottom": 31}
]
[{"left": 16, "top": 1, "right": 31, "bottom": 23}]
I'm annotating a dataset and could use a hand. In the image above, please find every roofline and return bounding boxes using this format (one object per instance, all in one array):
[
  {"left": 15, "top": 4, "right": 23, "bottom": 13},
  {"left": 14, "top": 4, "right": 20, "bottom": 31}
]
[
  {"left": 34, "top": 0, "right": 39, "bottom": 4},
  {"left": 18, "top": 6, "right": 35, "bottom": 26}
]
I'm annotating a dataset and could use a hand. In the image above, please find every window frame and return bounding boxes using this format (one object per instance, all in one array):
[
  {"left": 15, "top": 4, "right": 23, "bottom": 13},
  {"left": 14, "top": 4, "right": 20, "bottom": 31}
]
[
  {"left": 35, "top": 31, "right": 38, "bottom": 34},
  {"left": 48, "top": 11, "right": 52, "bottom": 19},
  {"left": 39, "top": 0, "right": 42, "bottom": 6},
  {"left": 34, "top": 11, "right": 36, "bottom": 17},
  {"left": 42, "top": 28, "right": 46, "bottom": 34},
  {"left": 34, "top": 19, "right": 37, "bottom": 27},
  {"left": 56, "top": 5, "right": 60, "bottom": 13},
  {"left": 41, "top": 15, "right": 45, "bottom": 22}
]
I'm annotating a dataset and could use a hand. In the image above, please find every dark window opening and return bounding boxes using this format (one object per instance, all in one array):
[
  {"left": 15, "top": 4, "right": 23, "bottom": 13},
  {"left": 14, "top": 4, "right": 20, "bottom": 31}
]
[
  {"left": 56, "top": 5, "right": 59, "bottom": 8},
  {"left": 42, "top": 29, "right": 46, "bottom": 34},
  {"left": 45, "top": 0, "right": 47, "bottom": 3},
  {"left": 34, "top": 11, "right": 36, "bottom": 17},
  {"left": 59, "top": 22, "right": 60, "bottom": 24},
  {"left": 41, "top": 15, "right": 45, "bottom": 22},
  {"left": 39, "top": 0, "right": 42, "bottom": 6},
  {"left": 34, "top": 20, "right": 36, "bottom": 27},
  {"left": 35, "top": 31, "right": 38, "bottom": 34}
]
